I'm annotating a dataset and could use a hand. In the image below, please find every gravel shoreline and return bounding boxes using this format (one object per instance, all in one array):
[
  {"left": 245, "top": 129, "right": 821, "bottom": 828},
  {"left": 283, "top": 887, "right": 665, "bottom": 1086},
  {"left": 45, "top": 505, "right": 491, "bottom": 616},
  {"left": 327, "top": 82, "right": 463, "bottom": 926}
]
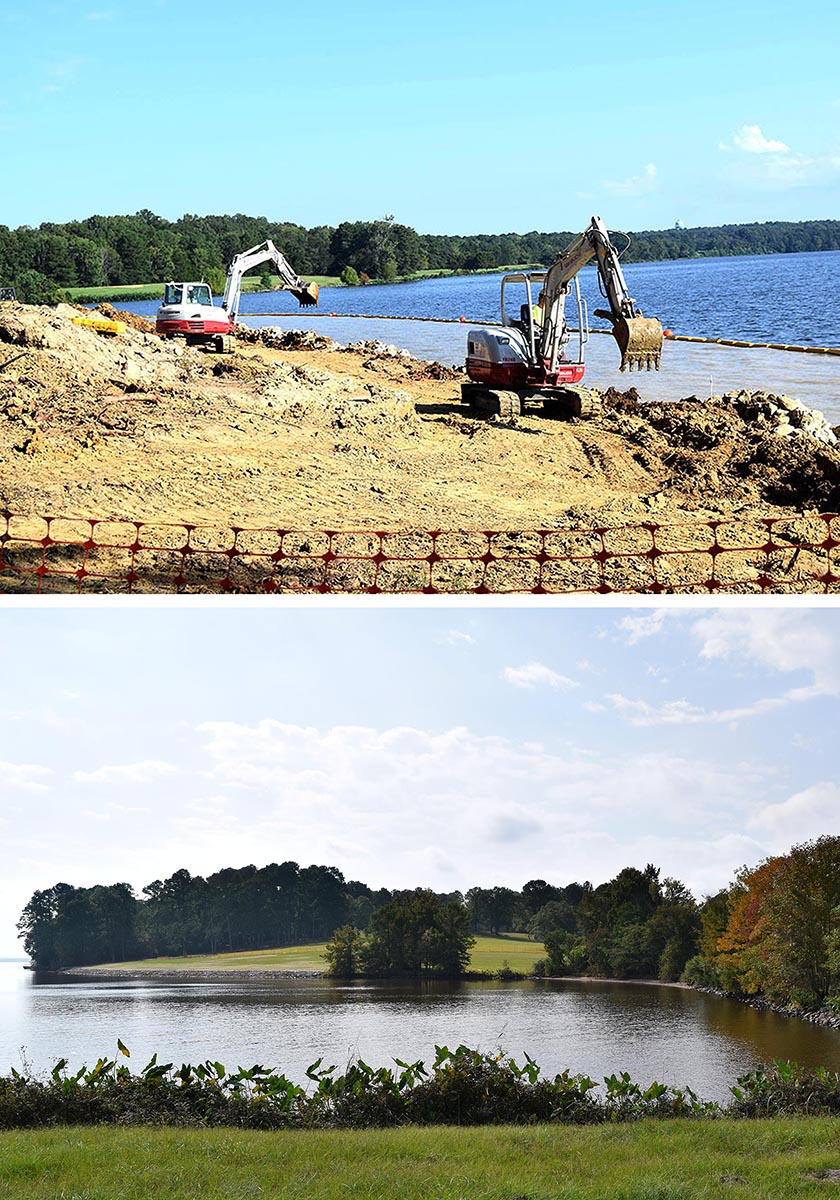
[{"left": 42, "top": 968, "right": 325, "bottom": 981}]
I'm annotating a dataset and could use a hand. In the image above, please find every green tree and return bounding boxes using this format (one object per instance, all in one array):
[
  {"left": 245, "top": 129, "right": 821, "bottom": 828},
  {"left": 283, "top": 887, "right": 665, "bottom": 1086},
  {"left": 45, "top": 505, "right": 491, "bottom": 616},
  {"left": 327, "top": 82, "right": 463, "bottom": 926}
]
[
  {"left": 15, "top": 269, "right": 64, "bottom": 305},
  {"left": 205, "top": 266, "right": 226, "bottom": 295},
  {"left": 324, "top": 924, "right": 365, "bottom": 977},
  {"left": 363, "top": 890, "right": 474, "bottom": 977},
  {"left": 529, "top": 900, "right": 577, "bottom": 941}
]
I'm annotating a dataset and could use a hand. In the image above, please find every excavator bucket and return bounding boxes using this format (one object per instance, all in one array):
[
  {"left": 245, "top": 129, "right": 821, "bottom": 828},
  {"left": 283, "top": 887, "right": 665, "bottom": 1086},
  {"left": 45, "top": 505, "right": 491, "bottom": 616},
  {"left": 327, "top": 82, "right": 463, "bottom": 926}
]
[
  {"left": 613, "top": 316, "right": 663, "bottom": 371},
  {"left": 290, "top": 282, "right": 320, "bottom": 308}
]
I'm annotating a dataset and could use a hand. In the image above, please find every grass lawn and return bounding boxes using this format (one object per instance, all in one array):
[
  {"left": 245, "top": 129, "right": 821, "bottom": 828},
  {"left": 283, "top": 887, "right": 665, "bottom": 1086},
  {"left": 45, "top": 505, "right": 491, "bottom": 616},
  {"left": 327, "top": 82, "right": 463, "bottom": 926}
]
[
  {"left": 94, "top": 943, "right": 328, "bottom": 972},
  {"left": 91, "top": 934, "right": 539, "bottom": 975},
  {"left": 68, "top": 275, "right": 344, "bottom": 304},
  {"left": 468, "top": 933, "right": 541, "bottom": 974},
  {"left": 1, "top": 1119, "right": 838, "bottom": 1199},
  {"left": 67, "top": 283, "right": 164, "bottom": 302}
]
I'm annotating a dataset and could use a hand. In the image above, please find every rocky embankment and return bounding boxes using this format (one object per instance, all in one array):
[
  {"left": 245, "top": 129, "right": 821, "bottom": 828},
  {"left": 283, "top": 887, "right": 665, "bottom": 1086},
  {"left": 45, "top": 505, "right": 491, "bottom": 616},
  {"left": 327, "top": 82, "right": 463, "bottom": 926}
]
[
  {"left": 695, "top": 986, "right": 840, "bottom": 1030},
  {"left": 49, "top": 966, "right": 323, "bottom": 980}
]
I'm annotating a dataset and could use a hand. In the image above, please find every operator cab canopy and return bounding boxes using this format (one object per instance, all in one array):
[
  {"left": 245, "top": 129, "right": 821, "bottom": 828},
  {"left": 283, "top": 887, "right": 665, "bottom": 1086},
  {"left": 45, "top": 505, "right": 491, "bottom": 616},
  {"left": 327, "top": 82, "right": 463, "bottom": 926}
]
[{"left": 163, "top": 282, "right": 213, "bottom": 307}]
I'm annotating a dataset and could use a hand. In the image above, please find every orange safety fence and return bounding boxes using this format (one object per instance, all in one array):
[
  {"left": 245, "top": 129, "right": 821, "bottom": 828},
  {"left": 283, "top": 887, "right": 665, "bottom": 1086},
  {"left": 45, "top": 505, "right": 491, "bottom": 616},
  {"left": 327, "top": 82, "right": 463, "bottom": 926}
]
[{"left": 1, "top": 511, "right": 839, "bottom": 595}]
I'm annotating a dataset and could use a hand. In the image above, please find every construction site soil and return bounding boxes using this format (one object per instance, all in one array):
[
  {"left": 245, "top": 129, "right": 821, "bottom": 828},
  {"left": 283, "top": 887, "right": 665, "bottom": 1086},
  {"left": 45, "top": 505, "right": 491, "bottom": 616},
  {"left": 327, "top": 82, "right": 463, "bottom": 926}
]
[{"left": 1, "top": 302, "right": 839, "bottom": 592}]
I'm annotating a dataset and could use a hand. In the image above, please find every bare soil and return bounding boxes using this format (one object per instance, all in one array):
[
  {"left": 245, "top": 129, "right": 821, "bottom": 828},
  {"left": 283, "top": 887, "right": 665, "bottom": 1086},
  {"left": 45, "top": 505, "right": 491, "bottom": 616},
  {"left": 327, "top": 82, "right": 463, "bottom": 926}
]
[{"left": 1, "top": 303, "right": 838, "bottom": 592}]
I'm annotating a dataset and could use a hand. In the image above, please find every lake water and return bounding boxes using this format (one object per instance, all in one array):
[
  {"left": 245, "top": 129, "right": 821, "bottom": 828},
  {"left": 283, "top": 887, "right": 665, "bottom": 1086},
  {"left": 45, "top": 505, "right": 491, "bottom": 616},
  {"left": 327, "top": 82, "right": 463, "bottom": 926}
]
[
  {"left": 119, "top": 252, "right": 840, "bottom": 421},
  {"left": 3, "top": 962, "right": 840, "bottom": 1104}
]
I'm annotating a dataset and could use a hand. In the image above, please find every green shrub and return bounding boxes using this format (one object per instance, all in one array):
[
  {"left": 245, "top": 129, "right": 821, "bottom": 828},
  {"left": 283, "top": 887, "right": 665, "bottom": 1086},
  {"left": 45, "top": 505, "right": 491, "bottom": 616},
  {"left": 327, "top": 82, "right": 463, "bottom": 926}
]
[
  {"left": 681, "top": 954, "right": 720, "bottom": 988},
  {"left": 15, "top": 270, "right": 66, "bottom": 306},
  {"left": 730, "top": 1060, "right": 840, "bottom": 1117},
  {"left": 7, "top": 1044, "right": 832, "bottom": 1131}
]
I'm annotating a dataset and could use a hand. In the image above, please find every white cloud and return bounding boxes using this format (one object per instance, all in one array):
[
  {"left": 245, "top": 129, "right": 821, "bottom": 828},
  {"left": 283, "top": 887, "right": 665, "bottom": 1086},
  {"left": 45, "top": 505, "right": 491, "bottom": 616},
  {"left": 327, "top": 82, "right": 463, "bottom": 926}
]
[
  {"left": 606, "top": 684, "right": 819, "bottom": 727},
  {"left": 73, "top": 760, "right": 179, "bottom": 785},
  {"left": 717, "top": 127, "right": 837, "bottom": 189},
  {"left": 0, "top": 762, "right": 52, "bottom": 792},
  {"left": 603, "top": 162, "right": 657, "bottom": 197},
  {"left": 749, "top": 781, "right": 840, "bottom": 846},
  {"left": 616, "top": 610, "right": 668, "bottom": 644},
  {"left": 691, "top": 610, "right": 840, "bottom": 693},
  {"left": 501, "top": 662, "right": 577, "bottom": 690},
  {"left": 443, "top": 629, "right": 474, "bottom": 646},
  {"left": 724, "top": 125, "right": 790, "bottom": 154},
  {"left": 189, "top": 718, "right": 766, "bottom": 898}
]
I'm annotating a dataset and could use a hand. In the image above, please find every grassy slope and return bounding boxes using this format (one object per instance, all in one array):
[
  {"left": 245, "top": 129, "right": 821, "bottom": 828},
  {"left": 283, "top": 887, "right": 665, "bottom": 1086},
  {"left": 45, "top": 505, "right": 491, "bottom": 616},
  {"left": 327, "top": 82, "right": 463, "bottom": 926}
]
[
  {"left": 67, "top": 275, "right": 343, "bottom": 303},
  {"left": 1, "top": 1119, "right": 838, "bottom": 1199},
  {"left": 88, "top": 934, "right": 540, "bottom": 975}
]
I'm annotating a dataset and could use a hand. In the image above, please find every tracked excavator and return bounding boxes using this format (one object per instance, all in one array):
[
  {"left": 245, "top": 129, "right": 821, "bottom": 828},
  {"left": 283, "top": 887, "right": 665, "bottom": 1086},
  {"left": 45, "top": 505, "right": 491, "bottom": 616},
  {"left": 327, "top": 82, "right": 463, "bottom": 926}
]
[
  {"left": 156, "top": 240, "right": 319, "bottom": 353},
  {"left": 462, "top": 216, "right": 662, "bottom": 419}
]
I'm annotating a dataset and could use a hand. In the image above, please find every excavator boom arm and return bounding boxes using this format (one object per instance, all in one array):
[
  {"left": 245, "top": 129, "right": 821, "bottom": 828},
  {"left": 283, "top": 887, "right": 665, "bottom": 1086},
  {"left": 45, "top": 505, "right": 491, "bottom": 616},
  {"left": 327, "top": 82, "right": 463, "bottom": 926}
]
[
  {"left": 541, "top": 216, "right": 662, "bottom": 371},
  {"left": 221, "top": 240, "right": 319, "bottom": 321}
]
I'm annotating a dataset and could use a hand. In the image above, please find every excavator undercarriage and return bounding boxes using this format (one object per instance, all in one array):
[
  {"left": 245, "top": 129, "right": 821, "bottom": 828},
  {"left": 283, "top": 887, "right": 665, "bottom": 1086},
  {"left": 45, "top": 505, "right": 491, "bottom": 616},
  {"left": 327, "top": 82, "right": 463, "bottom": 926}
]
[{"left": 461, "top": 383, "right": 602, "bottom": 420}]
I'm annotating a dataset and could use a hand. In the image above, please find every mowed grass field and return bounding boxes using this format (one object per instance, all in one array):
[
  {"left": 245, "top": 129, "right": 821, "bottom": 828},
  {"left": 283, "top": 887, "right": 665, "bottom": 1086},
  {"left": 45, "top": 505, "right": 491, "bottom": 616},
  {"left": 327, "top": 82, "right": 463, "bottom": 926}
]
[
  {"left": 67, "top": 275, "right": 343, "bottom": 303},
  {"left": 2, "top": 1119, "right": 839, "bottom": 1199},
  {"left": 91, "top": 934, "right": 540, "bottom": 975}
]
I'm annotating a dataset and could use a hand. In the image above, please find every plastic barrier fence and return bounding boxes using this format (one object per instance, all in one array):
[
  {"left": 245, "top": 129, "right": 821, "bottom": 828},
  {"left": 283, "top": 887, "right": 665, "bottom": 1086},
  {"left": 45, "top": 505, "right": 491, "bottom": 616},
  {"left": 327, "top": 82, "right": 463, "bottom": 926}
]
[{"left": 1, "top": 511, "right": 838, "bottom": 595}]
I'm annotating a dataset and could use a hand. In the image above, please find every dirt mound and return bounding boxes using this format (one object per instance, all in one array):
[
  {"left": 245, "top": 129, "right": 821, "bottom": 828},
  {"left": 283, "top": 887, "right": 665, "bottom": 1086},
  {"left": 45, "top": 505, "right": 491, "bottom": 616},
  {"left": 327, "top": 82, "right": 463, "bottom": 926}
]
[
  {"left": 343, "top": 338, "right": 464, "bottom": 383},
  {"left": 1, "top": 302, "right": 839, "bottom": 551},
  {"left": 94, "top": 303, "right": 156, "bottom": 334},
  {"left": 599, "top": 389, "right": 840, "bottom": 513}
]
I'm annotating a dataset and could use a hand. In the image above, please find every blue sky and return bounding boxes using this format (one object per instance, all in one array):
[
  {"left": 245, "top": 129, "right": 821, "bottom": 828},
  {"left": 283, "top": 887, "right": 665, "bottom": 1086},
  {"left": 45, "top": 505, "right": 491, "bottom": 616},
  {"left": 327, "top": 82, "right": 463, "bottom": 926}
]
[
  {"left": 1, "top": 1, "right": 838, "bottom": 235},
  {"left": 2, "top": 605, "right": 839, "bottom": 956}
]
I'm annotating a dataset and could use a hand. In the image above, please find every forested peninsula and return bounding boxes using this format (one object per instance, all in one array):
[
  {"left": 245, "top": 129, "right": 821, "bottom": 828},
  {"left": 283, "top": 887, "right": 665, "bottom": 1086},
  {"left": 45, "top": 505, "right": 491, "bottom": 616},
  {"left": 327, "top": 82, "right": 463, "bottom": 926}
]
[
  {"left": 17, "top": 835, "right": 840, "bottom": 1015},
  {"left": 1, "top": 212, "right": 838, "bottom": 304}
]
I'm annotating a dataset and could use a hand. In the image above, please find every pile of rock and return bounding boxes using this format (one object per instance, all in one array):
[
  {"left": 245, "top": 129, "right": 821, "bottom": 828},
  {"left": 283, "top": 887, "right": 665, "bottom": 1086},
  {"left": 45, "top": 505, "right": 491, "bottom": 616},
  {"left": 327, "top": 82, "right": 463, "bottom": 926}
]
[
  {"left": 724, "top": 389, "right": 837, "bottom": 446},
  {"left": 234, "top": 324, "right": 339, "bottom": 352}
]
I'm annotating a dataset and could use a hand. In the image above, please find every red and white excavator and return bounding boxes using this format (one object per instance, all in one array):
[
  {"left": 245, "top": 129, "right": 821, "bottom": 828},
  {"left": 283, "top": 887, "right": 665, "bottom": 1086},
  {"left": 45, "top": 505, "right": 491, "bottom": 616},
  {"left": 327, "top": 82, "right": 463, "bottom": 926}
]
[
  {"left": 462, "top": 216, "right": 663, "bottom": 418},
  {"left": 155, "top": 240, "right": 319, "bottom": 352}
]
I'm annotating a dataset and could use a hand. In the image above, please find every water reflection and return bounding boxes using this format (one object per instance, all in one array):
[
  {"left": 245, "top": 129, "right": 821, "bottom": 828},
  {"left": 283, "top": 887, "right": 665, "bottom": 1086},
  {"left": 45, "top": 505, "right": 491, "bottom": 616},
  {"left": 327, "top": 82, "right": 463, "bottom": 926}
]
[{"left": 3, "top": 964, "right": 839, "bottom": 1104}]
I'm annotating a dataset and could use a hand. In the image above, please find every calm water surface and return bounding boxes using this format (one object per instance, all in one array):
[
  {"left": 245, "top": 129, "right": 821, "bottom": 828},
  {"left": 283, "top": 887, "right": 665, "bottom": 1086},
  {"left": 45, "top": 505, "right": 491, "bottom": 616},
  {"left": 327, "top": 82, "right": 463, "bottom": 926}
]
[{"left": 3, "top": 963, "right": 839, "bottom": 1104}]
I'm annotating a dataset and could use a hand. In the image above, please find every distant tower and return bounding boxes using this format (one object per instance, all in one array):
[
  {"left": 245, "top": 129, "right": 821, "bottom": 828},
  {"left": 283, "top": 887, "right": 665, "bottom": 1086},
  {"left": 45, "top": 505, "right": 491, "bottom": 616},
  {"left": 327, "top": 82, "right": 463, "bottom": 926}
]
[{"left": 674, "top": 220, "right": 686, "bottom": 230}]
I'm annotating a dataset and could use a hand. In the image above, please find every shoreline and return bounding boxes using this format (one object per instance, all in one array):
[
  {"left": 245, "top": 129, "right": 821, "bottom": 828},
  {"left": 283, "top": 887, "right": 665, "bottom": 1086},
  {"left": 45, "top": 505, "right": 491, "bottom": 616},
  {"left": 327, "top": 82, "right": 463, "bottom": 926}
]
[
  {"left": 41, "top": 966, "right": 840, "bottom": 1030},
  {"left": 41, "top": 967, "right": 324, "bottom": 981}
]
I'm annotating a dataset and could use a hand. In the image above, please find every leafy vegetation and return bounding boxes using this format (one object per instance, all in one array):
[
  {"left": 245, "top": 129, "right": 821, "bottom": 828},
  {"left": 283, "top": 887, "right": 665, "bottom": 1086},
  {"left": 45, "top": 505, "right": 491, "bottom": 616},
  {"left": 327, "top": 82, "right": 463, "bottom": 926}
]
[
  {"left": 684, "top": 835, "right": 840, "bottom": 1009},
  {"left": 17, "top": 861, "right": 700, "bottom": 977},
  {"left": 3, "top": 1041, "right": 840, "bottom": 1135},
  {"left": 1, "top": 210, "right": 837, "bottom": 299},
  {"left": 324, "top": 891, "right": 474, "bottom": 978}
]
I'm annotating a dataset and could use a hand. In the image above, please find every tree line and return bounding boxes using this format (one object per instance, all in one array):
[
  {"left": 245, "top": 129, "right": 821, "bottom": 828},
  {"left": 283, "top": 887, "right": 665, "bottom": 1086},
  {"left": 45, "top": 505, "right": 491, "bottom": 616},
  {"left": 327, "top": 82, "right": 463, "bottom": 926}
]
[
  {"left": 1, "top": 209, "right": 838, "bottom": 303},
  {"left": 19, "top": 837, "right": 840, "bottom": 1002},
  {"left": 17, "top": 857, "right": 699, "bottom": 978}
]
